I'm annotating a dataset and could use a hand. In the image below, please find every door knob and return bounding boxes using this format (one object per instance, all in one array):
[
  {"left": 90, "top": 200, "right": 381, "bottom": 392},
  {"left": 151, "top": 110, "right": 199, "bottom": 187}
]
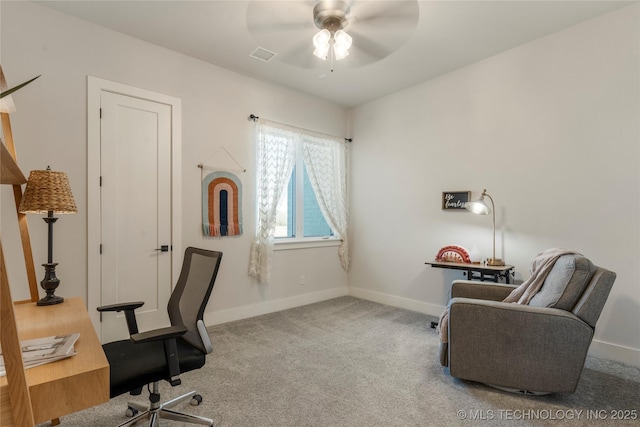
[{"left": 155, "top": 245, "right": 169, "bottom": 252}]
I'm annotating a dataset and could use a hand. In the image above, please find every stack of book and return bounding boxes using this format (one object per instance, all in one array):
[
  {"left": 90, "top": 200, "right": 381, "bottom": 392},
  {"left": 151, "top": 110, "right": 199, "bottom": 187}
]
[{"left": 0, "top": 332, "right": 80, "bottom": 376}]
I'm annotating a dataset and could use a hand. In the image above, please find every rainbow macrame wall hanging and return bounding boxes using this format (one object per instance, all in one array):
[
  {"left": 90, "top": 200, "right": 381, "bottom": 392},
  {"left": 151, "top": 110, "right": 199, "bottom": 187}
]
[{"left": 202, "top": 170, "right": 243, "bottom": 237}]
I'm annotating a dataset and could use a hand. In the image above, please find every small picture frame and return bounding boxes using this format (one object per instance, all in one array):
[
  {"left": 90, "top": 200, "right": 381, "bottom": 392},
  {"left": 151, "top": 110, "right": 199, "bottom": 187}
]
[{"left": 442, "top": 191, "right": 470, "bottom": 210}]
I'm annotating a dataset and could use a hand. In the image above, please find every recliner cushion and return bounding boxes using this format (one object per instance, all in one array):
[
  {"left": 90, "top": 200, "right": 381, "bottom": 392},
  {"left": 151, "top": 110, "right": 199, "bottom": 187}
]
[{"left": 528, "top": 255, "right": 596, "bottom": 310}]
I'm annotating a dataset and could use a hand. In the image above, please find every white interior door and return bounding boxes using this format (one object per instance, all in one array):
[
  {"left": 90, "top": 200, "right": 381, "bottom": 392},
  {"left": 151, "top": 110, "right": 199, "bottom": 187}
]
[{"left": 99, "top": 91, "right": 172, "bottom": 343}]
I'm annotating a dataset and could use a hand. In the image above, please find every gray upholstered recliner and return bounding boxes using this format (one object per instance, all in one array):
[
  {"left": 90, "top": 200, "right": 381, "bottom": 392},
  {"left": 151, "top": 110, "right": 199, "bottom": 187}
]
[{"left": 439, "top": 254, "right": 616, "bottom": 394}]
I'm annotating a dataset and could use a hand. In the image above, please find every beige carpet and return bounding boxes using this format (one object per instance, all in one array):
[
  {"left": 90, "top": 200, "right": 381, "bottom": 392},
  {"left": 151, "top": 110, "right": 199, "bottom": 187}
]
[{"left": 45, "top": 296, "right": 639, "bottom": 426}]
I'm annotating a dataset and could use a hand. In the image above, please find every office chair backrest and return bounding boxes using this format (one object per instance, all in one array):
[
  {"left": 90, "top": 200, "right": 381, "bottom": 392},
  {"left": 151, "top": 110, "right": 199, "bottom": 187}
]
[{"left": 168, "top": 247, "right": 222, "bottom": 353}]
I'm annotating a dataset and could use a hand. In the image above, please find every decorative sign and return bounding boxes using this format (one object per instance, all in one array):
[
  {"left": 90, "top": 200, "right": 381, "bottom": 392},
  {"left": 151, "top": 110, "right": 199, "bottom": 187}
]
[{"left": 442, "top": 191, "right": 470, "bottom": 210}]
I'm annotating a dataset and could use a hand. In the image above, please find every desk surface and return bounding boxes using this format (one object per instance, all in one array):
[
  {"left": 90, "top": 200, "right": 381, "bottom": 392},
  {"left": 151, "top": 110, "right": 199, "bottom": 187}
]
[
  {"left": 425, "top": 261, "right": 514, "bottom": 272},
  {"left": 0, "top": 297, "right": 109, "bottom": 425}
]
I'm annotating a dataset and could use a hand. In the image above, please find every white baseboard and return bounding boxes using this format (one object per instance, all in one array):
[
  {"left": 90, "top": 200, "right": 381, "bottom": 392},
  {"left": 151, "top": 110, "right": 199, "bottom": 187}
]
[
  {"left": 204, "top": 287, "right": 348, "bottom": 326},
  {"left": 348, "top": 286, "right": 640, "bottom": 369},
  {"left": 347, "top": 286, "right": 443, "bottom": 318},
  {"left": 588, "top": 339, "right": 640, "bottom": 368}
]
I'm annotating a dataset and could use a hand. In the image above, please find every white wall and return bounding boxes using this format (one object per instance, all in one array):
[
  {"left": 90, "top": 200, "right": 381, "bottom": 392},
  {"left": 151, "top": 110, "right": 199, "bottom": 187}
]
[
  {"left": 349, "top": 4, "right": 640, "bottom": 367},
  {"left": 2, "top": 1, "right": 638, "bottom": 368},
  {"left": 0, "top": 1, "right": 347, "bottom": 321}
]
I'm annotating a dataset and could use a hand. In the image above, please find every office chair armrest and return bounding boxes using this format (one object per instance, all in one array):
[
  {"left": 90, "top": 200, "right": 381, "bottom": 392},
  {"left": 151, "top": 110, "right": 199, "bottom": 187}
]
[
  {"left": 130, "top": 325, "right": 188, "bottom": 387},
  {"left": 130, "top": 325, "right": 187, "bottom": 344},
  {"left": 97, "top": 301, "right": 145, "bottom": 312},
  {"left": 97, "top": 301, "right": 145, "bottom": 335}
]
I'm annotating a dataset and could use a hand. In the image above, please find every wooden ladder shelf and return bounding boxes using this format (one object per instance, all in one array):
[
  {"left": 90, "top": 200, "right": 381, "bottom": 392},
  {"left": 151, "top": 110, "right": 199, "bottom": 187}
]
[{"left": 0, "top": 64, "right": 40, "bottom": 427}]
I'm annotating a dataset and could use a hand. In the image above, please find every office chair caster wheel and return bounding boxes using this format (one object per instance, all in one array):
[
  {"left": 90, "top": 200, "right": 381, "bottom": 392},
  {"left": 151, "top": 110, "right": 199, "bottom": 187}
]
[
  {"left": 190, "top": 394, "right": 203, "bottom": 406},
  {"left": 125, "top": 407, "right": 139, "bottom": 417}
]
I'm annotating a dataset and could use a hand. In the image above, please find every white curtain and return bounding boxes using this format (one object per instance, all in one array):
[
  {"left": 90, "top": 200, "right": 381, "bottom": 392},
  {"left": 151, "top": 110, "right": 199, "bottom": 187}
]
[
  {"left": 248, "top": 119, "right": 297, "bottom": 283},
  {"left": 302, "top": 135, "right": 351, "bottom": 271},
  {"left": 249, "top": 118, "right": 351, "bottom": 283}
]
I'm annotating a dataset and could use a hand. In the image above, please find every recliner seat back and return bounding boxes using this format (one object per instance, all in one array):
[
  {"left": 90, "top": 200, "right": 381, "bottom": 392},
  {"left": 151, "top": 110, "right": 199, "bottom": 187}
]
[{"left": 527, "top": 254, "right": 615, "bottom": 328}]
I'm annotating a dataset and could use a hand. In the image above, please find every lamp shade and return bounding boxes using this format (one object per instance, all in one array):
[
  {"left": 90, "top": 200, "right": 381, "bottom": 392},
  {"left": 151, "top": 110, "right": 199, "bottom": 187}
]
[
  {"left": 333, "top": 43, "right": 350, "bottom": 60},
  {"left": 465, "top": 197, "right": 491, "bottom": 215},
  {"left": 313, "top": 44, "right": 331, "bottom": 59},
  {"left": 313, "top": 29, "right": 331, "bottom": 48},
  {"left": 333, "top": 30, "right": 352, "bottom": 60},
  {"left": 334, "top": 30, "right": 352, "bottom": 49},
  {"left": 18, "top": 169, "right": 77, "bottom": 214},
  {"left": 313, "top": 29, "right": 331, "bottom": 59}
]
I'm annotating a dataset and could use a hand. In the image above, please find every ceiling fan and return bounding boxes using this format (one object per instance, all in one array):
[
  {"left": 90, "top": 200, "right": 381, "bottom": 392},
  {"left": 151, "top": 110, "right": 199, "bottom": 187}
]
[{"left": 246, "top": 0, "right": 420, "bottom": 70}]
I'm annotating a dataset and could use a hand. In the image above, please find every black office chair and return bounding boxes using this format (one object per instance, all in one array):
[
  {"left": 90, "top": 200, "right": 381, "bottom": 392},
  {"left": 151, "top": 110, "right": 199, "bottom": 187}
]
[{"left": 98, "top": 247, "right": 222, "bottom": 427}]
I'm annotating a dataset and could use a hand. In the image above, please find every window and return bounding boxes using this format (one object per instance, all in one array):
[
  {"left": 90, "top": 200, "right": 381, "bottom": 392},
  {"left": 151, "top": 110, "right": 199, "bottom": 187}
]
[
  {"left": 275, "top": 150, "right": 334, "bottom": 240},
  {"left": 248, "top": 118, "right": 351, "bottom": 284}
]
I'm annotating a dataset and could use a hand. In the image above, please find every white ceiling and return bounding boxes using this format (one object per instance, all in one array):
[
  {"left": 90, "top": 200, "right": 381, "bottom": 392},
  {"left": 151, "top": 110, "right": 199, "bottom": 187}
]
[{"left": 38, "top": 0, "right": 632, "bottom": 107}]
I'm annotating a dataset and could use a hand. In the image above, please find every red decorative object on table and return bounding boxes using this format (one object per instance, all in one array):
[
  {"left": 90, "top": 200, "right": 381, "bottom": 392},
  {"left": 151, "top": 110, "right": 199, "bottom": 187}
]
[{"left": 435, "top": 245, "right": 471, "bottom": 263}]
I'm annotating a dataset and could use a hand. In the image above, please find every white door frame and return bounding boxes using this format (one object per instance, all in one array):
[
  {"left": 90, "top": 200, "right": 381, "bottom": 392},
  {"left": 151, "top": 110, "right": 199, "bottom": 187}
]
[{"left": 87, "top": 76, "right": 182, "bottom": 335}]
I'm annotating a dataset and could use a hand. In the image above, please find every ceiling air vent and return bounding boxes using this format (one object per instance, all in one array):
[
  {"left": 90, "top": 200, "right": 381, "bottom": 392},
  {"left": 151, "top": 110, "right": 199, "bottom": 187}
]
[{"left": 249, "top": 47, "right": 277, "bottom": 63}]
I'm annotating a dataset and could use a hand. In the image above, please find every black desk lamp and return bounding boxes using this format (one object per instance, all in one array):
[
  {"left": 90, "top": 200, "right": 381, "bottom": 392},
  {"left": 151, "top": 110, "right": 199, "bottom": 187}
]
[{"left": 18, "top": 167, "right": 77, "bottom": 306}]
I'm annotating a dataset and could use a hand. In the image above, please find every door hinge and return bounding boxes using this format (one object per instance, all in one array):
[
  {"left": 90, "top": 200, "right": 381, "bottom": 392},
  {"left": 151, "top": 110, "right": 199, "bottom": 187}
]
[
  {"left": 99, "top": 311, "right": 103, "bottom": 322},
  {"left": 99, "top": 107, "right": 102, "bottom": 118},
  {"left": 99, "top": 176, "right": 102, "bottom": 186},
  {"left": 99, "top": 244, "right": 103, "bottom": 254}
]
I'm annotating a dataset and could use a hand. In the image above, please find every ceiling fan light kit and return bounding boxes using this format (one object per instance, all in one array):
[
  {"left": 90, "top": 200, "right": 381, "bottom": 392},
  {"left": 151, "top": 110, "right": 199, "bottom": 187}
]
[{"left": 312, "top": 0, "right": 352, "bottom": 63}]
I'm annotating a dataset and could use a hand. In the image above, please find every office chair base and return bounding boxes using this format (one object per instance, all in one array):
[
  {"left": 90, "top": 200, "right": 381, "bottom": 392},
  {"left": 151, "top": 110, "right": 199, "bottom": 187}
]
[{"left": 118, "top": 390, "right": 213, "bottom": 427}]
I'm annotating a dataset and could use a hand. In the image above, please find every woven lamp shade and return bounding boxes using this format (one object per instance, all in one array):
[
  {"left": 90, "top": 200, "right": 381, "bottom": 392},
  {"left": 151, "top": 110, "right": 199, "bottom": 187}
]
[{"left": 18, "top": 169, "right": 78, "bottom": 214}]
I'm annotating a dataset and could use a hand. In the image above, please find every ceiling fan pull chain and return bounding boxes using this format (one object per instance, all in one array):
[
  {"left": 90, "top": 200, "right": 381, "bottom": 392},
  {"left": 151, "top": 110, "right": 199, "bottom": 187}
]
[{"left": 330, "top": 45, "right": 335, "bottom": 73}]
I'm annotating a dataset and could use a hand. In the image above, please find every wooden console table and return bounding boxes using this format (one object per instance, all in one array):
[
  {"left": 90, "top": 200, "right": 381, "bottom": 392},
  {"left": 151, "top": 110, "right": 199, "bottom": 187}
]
[
  {"left": 425, "top": 261, "right": 515, "bottom": 284},
  {"left": 0, "top": 297, "right": 109, "bottom": 425}
]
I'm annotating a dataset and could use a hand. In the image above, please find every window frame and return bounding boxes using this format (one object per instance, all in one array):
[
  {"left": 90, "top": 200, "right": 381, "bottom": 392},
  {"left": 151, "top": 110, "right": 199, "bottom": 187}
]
[{"left": 274, "top": 139, "right": 341, "bottom": 250}]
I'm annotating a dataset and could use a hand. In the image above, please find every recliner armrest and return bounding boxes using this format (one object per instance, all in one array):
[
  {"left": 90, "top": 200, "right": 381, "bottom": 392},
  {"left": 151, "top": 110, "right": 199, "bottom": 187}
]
[
  {"left": 130, "top": 325, "right": 187, "bottom": 344},
  {"left": 451, "top": 280, "right": 517, "bottom": 301},
  {"left": 447, "top": 297, "right": 594, "bottom": 393}
]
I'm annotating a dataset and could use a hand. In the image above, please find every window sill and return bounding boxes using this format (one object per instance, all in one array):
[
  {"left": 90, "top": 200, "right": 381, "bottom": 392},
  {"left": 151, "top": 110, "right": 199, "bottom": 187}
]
[{"left": 274, "top": 238, "right": 341, "bottom": 251}]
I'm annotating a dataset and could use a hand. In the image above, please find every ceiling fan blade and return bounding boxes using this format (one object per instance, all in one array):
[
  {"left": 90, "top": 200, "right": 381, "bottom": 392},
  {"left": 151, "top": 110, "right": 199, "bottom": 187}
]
[
  {"left": 247, "top": 0, "right": 316, "bottom": 35},
  {"left": 350, "top": 0, "right": 416, "bottom": 19},
  {"left": 349, "top": 1, "right": 419, "bottom": 32},
  {"left": 277, "top": 40, "right": 321, "bottom": 70},
  {"left": 247, "top": 0, "right": 319, "bottom": 55},
  {"left": 249, "top": 21, "right": 314, "bottom": 35},
  {"left": 347, "top": 32, "right": 395, "bottom": 64}
]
